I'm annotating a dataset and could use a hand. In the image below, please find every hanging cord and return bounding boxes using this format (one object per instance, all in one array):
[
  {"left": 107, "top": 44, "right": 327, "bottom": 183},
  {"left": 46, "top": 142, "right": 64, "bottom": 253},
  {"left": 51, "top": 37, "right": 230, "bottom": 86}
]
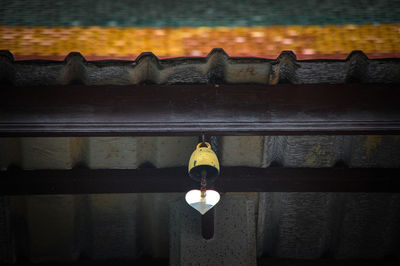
[
  {"left": 200, "top": 134, "right": 207, "bottom": 199},
  {"left": 200, "top": 169, "right": 207, "bottom": 198}
]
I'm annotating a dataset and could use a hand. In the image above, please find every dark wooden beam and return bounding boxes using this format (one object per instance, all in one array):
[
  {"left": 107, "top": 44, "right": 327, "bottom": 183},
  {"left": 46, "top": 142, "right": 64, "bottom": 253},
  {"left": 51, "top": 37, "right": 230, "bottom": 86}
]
[
  {"left": 1, "top": 84, "right": 400, "bottom": 136},
  {"left": 1, "top": 167, "right": 399, "bottom": 195},
  {"left": 2, "top": 258, "right": 398, "bottom": 266}
]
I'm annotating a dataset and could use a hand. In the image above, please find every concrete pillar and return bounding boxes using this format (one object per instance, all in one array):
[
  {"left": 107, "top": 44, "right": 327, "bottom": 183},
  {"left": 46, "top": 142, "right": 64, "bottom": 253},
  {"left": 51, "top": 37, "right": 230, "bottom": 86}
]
[{"left": 170, "top": 195, "right": 256, "bottom": 266}]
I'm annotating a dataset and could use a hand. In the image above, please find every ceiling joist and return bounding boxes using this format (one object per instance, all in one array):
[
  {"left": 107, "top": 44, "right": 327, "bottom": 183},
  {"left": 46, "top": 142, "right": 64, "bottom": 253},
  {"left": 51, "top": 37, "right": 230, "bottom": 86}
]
[{"left": 1, "top": 167, "right": 399, "bottom": 195}]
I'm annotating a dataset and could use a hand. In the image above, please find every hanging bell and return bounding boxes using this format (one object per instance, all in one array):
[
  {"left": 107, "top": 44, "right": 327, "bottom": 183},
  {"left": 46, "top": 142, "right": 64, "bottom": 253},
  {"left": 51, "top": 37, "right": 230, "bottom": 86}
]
[{"left": 188, "top": 142, "right": 220, "bottom": 182}]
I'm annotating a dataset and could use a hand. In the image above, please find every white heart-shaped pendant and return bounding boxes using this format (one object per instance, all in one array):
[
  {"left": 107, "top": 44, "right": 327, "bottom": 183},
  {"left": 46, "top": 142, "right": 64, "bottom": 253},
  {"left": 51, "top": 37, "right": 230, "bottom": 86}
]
[{"left": 185, "top": 189, "right": 220, "bottom": 215}]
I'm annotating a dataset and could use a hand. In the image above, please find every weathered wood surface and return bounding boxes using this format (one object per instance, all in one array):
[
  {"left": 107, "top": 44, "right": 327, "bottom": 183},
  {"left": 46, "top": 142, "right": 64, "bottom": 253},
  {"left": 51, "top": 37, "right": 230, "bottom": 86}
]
[
  {"left": 1, "top": 167, "right": 400, "bottom": 194},
  {"left": 1, "top": 84, "right": 400, "bottom": 136}
]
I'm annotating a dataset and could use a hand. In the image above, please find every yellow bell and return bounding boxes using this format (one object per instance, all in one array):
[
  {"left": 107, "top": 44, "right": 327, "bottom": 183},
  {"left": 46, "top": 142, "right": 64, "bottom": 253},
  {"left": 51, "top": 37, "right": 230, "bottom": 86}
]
[{"left": 188, "top": 142, "right": 220, "bottom": 181}]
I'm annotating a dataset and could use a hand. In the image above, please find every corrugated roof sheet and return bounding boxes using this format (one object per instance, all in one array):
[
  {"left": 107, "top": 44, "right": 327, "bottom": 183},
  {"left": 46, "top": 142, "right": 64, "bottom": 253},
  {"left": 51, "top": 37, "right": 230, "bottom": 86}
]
[{"left": 1, "top": 50, "right": 400, "bottom": 86}]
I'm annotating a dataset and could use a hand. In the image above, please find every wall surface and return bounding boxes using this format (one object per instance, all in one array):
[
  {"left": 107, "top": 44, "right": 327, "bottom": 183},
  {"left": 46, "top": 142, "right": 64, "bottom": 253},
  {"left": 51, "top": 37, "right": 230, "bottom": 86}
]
[{"left": 1, "top": 136, "right": 400, "bottom": 263}]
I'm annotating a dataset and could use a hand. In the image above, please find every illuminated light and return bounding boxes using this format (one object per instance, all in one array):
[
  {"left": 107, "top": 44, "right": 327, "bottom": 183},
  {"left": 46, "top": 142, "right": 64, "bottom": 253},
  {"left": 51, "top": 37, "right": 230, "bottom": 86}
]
[{"left": 185, "top": 189, "right": 220, "bottom": 215}]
